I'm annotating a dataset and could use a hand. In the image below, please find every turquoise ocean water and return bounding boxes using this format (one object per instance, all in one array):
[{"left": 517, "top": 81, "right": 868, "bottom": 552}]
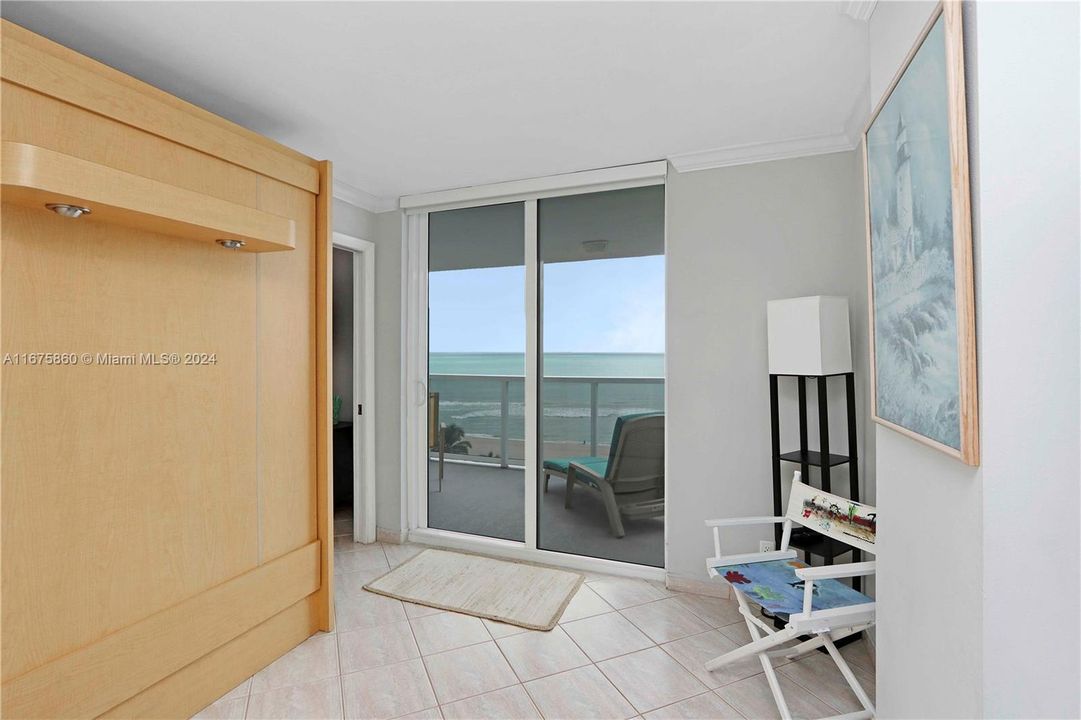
[{"left": 429, "top": 352, "right": 664, "bottom": 453}]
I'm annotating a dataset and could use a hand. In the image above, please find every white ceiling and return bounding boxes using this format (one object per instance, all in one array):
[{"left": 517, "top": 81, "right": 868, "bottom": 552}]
[{"left": 1, "top": 1, "right": 871, "bottom": 211}]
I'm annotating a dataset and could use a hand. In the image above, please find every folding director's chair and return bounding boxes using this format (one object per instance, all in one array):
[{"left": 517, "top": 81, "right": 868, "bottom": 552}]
[{"left": 704, "top": 471, "right": 877, "bottom": 719}]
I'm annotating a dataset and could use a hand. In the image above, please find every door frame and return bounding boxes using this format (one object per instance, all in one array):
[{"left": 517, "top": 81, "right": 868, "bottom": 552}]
[
  {"left": 399, "top": 161, "right": 669, "bottom": 580},
  {"left": 333, "top": 232, "right": 377, "bottom": 544}
]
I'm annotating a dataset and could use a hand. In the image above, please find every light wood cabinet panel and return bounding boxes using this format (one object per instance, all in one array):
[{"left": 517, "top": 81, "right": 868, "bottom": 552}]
[
  {"left": 2, "top": 142, "right": 297, "bottom": 252},
  {"left": 1, "top": 81, "right": 260, "bottom": 209},
  {"left": 0, "top": 18, "right": 333, "bottom": 718}
]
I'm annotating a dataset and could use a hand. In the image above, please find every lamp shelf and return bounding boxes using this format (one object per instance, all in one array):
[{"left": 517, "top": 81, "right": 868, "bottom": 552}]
[
  {"left": 1, "top": 141, "right": 296, "bottom": 253},
  {"left": 777, "top": 449, "right": 851, "bottom": 467}
]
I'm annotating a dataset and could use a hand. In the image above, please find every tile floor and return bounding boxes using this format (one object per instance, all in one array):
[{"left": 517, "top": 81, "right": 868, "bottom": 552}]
[{"left": 192, "top": 518, "right": 875, "bottom": 720}]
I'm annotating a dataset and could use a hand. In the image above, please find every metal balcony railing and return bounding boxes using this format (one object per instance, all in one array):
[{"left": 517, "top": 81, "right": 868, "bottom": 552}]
[{"left": 428, "top": 373, "right": 664, "bottom": 468}]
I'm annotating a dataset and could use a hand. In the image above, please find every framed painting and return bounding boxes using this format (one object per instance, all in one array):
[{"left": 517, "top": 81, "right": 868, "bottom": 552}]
[{"left": 862, "top": 2, "right": 979, "bottom": 466}]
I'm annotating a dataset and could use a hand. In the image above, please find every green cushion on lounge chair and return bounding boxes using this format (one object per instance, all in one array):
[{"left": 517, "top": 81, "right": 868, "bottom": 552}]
[{"left": 543, "top": 456, "right": 608, "bottom": 488}]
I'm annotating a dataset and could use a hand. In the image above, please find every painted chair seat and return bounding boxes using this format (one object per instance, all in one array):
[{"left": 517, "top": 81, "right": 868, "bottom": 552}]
[{"left": 710, "top": 558, "right": 873, "bottom": 617}]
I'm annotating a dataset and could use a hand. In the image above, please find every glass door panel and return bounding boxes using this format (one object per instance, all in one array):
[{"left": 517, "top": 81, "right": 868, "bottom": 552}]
[
  {"left": 537, "top": 186, "right": 666, "bottom": 566},
  {"left": 427, "top": 202, "right": 525, "bottom": 541}
]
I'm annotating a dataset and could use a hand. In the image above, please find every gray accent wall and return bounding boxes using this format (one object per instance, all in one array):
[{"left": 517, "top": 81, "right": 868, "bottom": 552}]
[{"left": 664, "top": 150, "right": 872, "bottom": 585}]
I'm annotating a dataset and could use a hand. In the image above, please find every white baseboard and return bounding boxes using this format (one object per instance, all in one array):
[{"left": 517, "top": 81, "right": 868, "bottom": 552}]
[
  {"left": 666, "top": 574, "right": 731, "bottom": 599},
  {"left": 376, "top": 527, "right": 407, "bottom": 545}
]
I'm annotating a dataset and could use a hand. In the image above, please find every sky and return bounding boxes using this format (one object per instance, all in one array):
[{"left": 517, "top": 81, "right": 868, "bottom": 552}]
[{"left": 428, "top": 255, "right": 665, "bottom": 353}]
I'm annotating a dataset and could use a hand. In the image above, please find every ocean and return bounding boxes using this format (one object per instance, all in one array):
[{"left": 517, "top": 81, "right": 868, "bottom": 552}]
[{"left": 429, "top": 352, "right": 664, "bottom": 456}]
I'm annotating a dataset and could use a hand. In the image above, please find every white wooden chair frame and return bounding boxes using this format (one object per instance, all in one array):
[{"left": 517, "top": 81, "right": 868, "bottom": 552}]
[{"left": 704, "top": 472, "right": 877, "bottom": 719}]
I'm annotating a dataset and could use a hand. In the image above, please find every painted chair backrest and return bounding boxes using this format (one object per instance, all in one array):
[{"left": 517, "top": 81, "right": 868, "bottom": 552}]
[
  {"left": 785, "top": 473, "right": 877, "bottom": 556},
  {"left": 607, "top": 413, "right": 664, "bottom": 489}
]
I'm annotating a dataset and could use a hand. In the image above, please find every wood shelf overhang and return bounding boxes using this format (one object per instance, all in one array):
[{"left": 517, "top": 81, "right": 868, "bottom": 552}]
[{"left": 1, "top": 141, "right": 296, "bottom": 253}]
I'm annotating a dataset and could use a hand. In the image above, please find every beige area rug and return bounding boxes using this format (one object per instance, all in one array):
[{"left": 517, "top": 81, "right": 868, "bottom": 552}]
[{"left": 363, "top": 549, "right": 584, "bottom": 630}]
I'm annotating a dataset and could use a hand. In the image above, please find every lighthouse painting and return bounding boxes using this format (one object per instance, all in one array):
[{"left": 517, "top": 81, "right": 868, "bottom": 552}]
[{"left": 863, "top": 4, "right": 979, "bottom": 465}]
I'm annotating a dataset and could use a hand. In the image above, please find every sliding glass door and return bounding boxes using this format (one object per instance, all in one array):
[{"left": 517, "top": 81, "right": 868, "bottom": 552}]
[
  {"left": 427, "top": 203, "right": 525, "bottom": 542},
  {"left": 538, "top": 187, "right": 666, "bottom": 566},
  {"left": 415, "top": 167, "right": 665, "bottom": 569}
]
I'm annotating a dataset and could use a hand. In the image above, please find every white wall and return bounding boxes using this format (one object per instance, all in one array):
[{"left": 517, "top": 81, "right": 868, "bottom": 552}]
[
  {"left": 867, "top": 4, "right": 987, "bottom": 713},
  {"left": 871, "top": 3, "right": 1081, "bottom": 717},
  {"left": 334, "top": 200, "right": 405, "bottom": 539},
  {"left": 972, "top": 2, "right": 1079, "bottom": 716},
  {"left": 665, "top": 150, "right": 871, "bottom": 584}
]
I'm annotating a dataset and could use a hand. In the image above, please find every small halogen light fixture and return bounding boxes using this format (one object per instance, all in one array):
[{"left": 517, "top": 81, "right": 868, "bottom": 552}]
[
  {"left": 45, "top": 203, "right": 91, "bottom": 219},
  {"left": 217, "top": 239, "right": 246, "bottom": 250}
]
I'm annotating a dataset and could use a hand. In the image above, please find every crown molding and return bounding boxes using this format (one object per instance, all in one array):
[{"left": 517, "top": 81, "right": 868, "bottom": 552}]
[
  {"left": 842, "top": 1, "right": 878, "bottom": 22},
  {"left": 333, "top": 179, "right": 398, "bottom": 214},
  {"left": 667, "top": 133, "right": 858, "bottom": 174}
]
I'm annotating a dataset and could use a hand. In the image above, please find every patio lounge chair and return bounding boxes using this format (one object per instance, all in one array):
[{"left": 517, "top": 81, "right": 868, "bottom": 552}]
[
  {"left": 703, "top": 471, "right": 877, "bottom": 719},
  {"left": 542, "top": 412, "right": 664, "bottom": 538}
]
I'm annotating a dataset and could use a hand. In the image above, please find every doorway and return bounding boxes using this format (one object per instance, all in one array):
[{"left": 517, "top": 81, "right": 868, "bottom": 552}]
[{"left": 332, "top": 232, "right": 376, "bottom": 544}]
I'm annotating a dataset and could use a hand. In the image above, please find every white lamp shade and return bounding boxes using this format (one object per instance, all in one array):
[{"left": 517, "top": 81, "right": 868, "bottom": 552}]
[{"left": 767, "top": 296, "right": 853, "bottom": 375}]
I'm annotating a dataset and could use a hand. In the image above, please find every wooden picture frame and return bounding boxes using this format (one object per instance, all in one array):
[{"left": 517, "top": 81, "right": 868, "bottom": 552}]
[{"left": 862, "top": 1, "right": 979, "bottom": 466}]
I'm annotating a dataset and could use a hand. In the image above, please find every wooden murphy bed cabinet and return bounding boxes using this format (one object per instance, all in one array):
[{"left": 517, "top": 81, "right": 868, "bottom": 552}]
[{"left": 0, "top": 20, "right": 334, "bottom": 718}]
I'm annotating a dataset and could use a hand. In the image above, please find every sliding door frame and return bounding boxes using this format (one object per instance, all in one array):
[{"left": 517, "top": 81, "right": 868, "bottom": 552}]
[{"left": 400, "top": 161, "right": 668, "bottom": 580}]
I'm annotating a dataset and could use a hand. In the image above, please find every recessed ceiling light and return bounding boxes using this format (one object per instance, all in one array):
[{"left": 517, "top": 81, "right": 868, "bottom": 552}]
[
  {"left": 217, "top": 239, "right": 246, "bottom": 250},
  {"left": 45, "top": 203, "right": 91, "bottom": 219},
  {"left": 582, "top": 239, "right": 608, "bottom": 253}
]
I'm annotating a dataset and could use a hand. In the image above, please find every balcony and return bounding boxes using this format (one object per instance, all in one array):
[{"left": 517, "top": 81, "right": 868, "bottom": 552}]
[{"left": 427, "top": 373, "right": 664, "bottom": 567}]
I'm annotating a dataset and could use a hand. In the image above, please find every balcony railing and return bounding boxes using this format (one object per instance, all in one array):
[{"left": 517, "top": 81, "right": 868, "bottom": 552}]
[{"left": 428, "top": 373, "right": 664, "bottom": 468}]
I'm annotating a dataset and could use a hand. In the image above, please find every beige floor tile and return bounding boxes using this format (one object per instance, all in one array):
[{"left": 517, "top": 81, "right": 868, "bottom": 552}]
[
  {"left": 497, "top": 625, "right": 591, "bottom": 682},
  {"left": 245, "top": 677, "right": 343, "bottom": 720},
  {"left": 341, "top": 659, "right": 437, "bottom": 720},
  {"left": 404, "top": 602, "right": 444, "bottom": 620},
  {"left": 523, "top": 661, "right": 631, "bottom": 717},
  {"left": 717, "top": 618, "right": 796, "bottom": 647},
  {"left": 646, "top": 580, "right": 679, "bottom": 598},
  {"left": 597, "top": 647, "right": 708, "bottom": 714},
  {"left": 440, "top": 684, "right": 541, "bottom": 720},
  {"left": 715, "top": 673, "right": 837, "bottom": 720},
  {"left": 561, "top": 612, "right": 654, "bottom": 662},
  {"left": 778, "top": 651, "right": 875, "bottom": 714},
  {"left": 524, "top": 665, "right": 636, "bottom": 720},
  {"left": 839, "top": 638, "right": 875, "bottom": 673},
  {"left": 588, "top": 578, "right": 668, "bottom": 609},
  {"left": 410, "top": 611, "right": 491, "bottom": 655},
  {"left": 661, "top": 629, "right": 783, "bottom": 689},
  {"left": 384, "top": 543, "right": 426, "bottom": 567},
  {"left": 641, "top": 691, "right": 743, "bottom": 720},
  {"left": 395, "top": 708, "right": 443, "bottom": 720},
  {"left": 422, "top": 642, "right": 518, "bottom": 705},
  {"left": 334, "top": 518, "right": 353, "bottom": 537},
  {"left": 670, "top": 594, "right": 744, "bottom": 628},
  {"left": 335, "top": 545, "right": 390, "bottom": 573},
  {"left": 334, "top": 536, "right": 374, "bottom": 553},
  {"left": 339, "top": 621, "right": 420, "bottom": 674},
  {"left": 192, "top": 696, "right": 247, "bottom": 720},
  {"left": 250, "top": 634, "right": 339, "bottom": 694},
  {"left": 336, "top": 591, "right": 407, "bottom": 631},
  {"left": 336, "top": 568, "right": 392, "bottom": 600},
  {"left": 483, "top": 618, "right": 532, "bottom": 639},
  {"left": 559, "top": 585, "right": 615, "bottom": 623},
  {"left": 620, "top": 598, "right": 712, "bottom": 644}
]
